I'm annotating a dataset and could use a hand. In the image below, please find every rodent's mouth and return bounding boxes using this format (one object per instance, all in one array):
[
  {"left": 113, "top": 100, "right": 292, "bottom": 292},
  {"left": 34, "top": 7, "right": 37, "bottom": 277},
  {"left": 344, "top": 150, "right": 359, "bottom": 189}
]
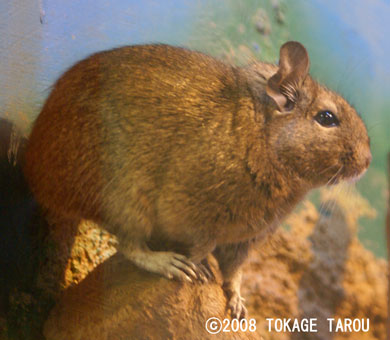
[
  {"left": 324, "top": 165, "right": 367, "bottom": 186},
  {"left": 344, "top": 168, "right": 368, "bottom": 184},
  {"left": 337, "top": 145, "right": 371, "bottom": 184}
]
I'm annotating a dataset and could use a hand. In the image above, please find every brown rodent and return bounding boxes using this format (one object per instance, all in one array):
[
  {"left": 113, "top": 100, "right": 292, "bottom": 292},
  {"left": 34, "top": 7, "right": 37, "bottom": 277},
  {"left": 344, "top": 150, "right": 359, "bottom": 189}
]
[{"left": 23, "top": 41, "right": 371, "bottom": 319}]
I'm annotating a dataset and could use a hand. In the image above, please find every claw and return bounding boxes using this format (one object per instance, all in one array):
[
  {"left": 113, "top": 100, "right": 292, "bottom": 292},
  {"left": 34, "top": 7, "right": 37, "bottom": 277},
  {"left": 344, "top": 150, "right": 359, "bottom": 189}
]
[
  {"left": 200, "top": 259, "right": 215, "bottom": 281},
  {"left": 195, "top": 264, "right": 209, "bottom": 283},
  {"left": 171, "top": 256, "right": 198, "bottom": 281}
]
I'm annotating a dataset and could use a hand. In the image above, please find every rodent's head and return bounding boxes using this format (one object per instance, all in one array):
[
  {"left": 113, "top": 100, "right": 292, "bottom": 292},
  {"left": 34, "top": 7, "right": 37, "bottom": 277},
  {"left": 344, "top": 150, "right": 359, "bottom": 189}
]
[{"left": 258, "top": 41, "right": 371, "bottom": 187}]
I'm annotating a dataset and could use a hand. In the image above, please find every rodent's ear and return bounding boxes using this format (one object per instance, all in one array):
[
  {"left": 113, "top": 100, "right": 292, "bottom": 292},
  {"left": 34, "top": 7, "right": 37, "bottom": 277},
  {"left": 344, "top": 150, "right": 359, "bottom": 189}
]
[{"left": 266, "top": 41, "right": 310, "bottom": 112}]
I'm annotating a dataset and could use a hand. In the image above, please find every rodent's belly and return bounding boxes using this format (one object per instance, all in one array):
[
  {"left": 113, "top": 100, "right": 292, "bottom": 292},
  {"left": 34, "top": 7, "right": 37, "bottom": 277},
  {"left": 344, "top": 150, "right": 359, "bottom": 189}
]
[
  {"left": 154, "top": 207, "right": 276, "bottom": 252},
  {"left": 154, "top": 186, "right": 289, "bottom": 255},
  {"left": 215, "top": 219, "right": 275, "bottom": 244}
]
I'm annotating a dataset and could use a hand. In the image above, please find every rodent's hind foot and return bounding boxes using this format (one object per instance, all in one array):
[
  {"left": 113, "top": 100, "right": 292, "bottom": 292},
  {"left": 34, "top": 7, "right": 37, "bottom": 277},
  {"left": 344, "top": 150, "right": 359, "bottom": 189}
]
[
  {"left": 227, "top": 291, "right": 247, "bottom": 320},
  {"left": 124, "top": 248, "right": 208, "bottom": 283}
]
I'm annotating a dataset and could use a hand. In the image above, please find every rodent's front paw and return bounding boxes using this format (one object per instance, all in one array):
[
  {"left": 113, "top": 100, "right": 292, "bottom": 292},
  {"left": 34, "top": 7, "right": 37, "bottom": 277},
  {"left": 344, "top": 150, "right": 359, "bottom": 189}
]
[
  {"left": 227, "top": 292, "right": 247, "bottom": 320},
  {"left": 152, "top": 252, "right": 208, "bottom": 283}
]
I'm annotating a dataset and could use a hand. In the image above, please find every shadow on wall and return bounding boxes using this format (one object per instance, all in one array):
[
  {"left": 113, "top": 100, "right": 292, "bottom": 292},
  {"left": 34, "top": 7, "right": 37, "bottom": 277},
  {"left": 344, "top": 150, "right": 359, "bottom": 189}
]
[
  {"left": 0, "top": 118, "right": 51, "bottom": 340},
  {"left": 0, "top": 118, "right": 36, "bottom": 302}
]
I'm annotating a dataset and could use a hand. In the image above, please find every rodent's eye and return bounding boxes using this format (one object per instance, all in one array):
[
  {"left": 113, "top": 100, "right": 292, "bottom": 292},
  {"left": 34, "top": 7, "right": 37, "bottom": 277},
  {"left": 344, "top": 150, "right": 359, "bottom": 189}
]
[{"left": 314, "top": 110, "right": 339, "bottom": 127}]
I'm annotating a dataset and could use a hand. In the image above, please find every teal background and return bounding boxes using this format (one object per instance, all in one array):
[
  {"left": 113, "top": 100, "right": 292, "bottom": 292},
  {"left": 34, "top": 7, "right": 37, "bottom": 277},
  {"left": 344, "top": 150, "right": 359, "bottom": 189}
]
[{"left": 0, "top": 0, "right": 388, "bottom": 256}]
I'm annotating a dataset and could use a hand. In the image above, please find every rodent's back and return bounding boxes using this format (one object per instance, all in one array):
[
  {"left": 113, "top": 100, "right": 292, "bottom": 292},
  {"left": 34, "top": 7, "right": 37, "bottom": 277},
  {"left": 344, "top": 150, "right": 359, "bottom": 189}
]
[{"left": 24, "top": 45, "right": 242, "bottom": 221}]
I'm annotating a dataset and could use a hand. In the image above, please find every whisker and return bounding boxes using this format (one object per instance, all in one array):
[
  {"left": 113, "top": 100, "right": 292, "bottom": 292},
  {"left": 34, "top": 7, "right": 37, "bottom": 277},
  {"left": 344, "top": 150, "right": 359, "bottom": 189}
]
[
  {"left": 327, "top": 182, "right": 346, "bottom": 216},
  {"left": 317, "top": 164, "right": 339, "bottom": 176},
  {"left": 325, "top": 165, "right": 344, "bottom": 187},
  {"left": 367, "top": 120, "right": 385, "bottom": 132},
  {"left": 318, "top": 165, "right": 344, "bottom": 217}
]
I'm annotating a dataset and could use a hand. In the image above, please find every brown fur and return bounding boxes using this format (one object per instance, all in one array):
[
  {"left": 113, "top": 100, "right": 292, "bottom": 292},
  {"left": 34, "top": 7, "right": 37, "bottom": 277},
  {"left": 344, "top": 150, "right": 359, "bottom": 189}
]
[{"left": 23, "top": 42, "right": 371, "bottom": 318}]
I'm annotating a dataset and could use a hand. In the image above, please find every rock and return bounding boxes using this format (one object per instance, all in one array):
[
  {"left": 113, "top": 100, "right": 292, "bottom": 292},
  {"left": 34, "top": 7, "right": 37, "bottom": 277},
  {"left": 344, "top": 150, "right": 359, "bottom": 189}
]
[
  {"left": 241, "top": 188, "right": 385, "bottom": 340},
  {"left": 43, "top": 254, "right": 262, "bottom": 340}
]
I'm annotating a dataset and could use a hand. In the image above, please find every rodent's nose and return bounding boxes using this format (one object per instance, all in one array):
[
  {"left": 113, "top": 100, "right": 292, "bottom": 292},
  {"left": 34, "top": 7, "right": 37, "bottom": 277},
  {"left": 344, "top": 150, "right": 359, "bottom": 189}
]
[
  {"left": 365, "top": 150, "right": 372, "bottom": 168},
  {"left": 362, "top": 144, "right": 372, "bottom": 169}
]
